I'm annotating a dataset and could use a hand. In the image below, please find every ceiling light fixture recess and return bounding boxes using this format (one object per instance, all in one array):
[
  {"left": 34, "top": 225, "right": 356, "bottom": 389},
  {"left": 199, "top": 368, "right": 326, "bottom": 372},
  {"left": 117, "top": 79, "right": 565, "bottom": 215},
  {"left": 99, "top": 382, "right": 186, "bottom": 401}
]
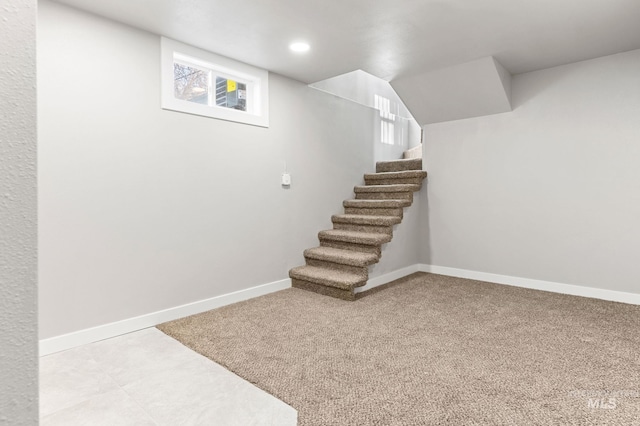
[{"left": 289, "top": 42, "right": 310, "bottom": 53}]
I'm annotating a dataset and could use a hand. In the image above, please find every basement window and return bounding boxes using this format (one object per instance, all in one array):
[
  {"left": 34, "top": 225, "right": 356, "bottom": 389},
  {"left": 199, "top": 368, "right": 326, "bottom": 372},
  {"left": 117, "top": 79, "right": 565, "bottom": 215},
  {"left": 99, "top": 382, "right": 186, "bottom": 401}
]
[{"left": 161, "top": 37, "right": 269, "bottom": 127}]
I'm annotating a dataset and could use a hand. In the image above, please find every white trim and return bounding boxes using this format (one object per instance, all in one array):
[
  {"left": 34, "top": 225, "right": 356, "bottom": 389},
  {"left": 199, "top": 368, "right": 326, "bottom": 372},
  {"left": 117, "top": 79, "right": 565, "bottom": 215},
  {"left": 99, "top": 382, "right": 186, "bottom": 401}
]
[
  {"left": 41, "top": 264, "right": 640, "bottom": 356},
  {"left": 418, "top": 264, "right": 640, "bottom": 305},
  {"left": 355, "top": 264, "right": 420, "bottom": 293},
  {"left": 160, "top": 37, "right": 269, "bottom": 127},
  {"left": 40, "top": 278, "right": 291, "bottom": 356}
]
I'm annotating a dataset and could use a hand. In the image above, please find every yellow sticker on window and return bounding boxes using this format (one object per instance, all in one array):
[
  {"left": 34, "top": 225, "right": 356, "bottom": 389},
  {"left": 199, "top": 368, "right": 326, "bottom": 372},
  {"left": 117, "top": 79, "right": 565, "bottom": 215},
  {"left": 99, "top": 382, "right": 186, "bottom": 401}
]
[{"left": 227, "top": 80, "right": 237, "bottom": 92}]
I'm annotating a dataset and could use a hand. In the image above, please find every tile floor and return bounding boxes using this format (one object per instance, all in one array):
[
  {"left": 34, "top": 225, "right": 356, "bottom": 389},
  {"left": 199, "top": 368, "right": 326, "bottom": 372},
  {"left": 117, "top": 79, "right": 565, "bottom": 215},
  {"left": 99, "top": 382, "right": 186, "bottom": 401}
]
[{"left": 39, "top": 327, "right": 297, "bottom": 425}]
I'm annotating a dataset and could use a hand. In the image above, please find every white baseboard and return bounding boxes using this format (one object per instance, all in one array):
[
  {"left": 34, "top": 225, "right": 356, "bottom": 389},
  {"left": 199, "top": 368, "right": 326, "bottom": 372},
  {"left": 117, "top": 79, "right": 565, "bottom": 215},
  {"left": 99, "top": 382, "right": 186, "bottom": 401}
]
[
  {"left": 418, "top": 264, "right": 640, "bottom": 305},
  {"left": 39, "top": 278, "right": 291, "bottom": 356},
  {"left": 355, "top": 264, "right": 420, "bottom": 293},
  {"left": 41, "top": 264, "right": 640, "bottom": 356}
]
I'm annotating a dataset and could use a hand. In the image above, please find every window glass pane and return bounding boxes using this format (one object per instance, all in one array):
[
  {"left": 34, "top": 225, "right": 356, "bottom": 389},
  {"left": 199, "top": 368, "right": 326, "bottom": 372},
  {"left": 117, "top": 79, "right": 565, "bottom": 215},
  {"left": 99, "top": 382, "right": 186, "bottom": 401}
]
[
  {"left": 174, "top": 63, "right": 209, "bottom": 105},
  {"left": 381, "top": 120, "right": 395, "bottom": 145},
  {"left": 215, "top": 77, "right": 247, "bottom": 112},
  {"left": 162, "top": 38, "right": 269, "bottom": 126}
]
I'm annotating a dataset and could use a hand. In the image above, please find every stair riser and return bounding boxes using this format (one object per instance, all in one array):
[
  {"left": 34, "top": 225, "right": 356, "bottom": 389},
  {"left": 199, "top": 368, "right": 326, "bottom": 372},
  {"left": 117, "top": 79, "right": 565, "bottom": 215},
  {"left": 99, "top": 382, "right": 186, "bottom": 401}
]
[
  {"left": 320, "top": 240, "right": 381, "bottom": 257},
  {"left": 364, "top": 178, "right": 424, "bottom": 186},
  {"left": 333, "top": 223, "right": 392, "bottom": 235},
  {"left": 403, "top": 145, "right": 422, "bottom": 159},
  {"left": 305, "top": 258, "right": 368, "bottom": 276},
  {"left": 344, "top": 200, "right": 411, "bottom": 208},
  {"left": 331, "top": 215, "right": 400, "bottom": 227},
  {"left": 344, "top": 207, "right": 403, "bottom": 217},
  {"left": 292, "top": 278, "right": 356, "bottom": 301},
  {"left": 356, "top": 192, "right": 413, "bottom": 201},
  {"left": 318, "top": 230, "right": 391, "bottom": 246},
  {"left": 376, "top": 159, "right": 422, "bottom": 173}
]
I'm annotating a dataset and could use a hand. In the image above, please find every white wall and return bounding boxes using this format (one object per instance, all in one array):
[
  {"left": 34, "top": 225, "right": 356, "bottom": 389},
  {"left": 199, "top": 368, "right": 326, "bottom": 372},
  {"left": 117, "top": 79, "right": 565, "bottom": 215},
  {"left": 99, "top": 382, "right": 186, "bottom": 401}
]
[
  {"left": 420, "top": 49, "right": 640, "bottom": 295},
  {"left": 391, "top": 56, "right": 512, "bottom": 125},
  {"left": 311, "top": 70, "right": 421, "bottom": 164},
  {"left": 38, "top": 0, "right": 421, "bottom": 340},
  {"left": 311, "top": 70, "right": 414, "bottom": 119},
  {"left": 0, "top": 0, "right": 38, "bottom": 423},
  {"left": 371, "top": 193, "right": 422, "bottom": 276}
]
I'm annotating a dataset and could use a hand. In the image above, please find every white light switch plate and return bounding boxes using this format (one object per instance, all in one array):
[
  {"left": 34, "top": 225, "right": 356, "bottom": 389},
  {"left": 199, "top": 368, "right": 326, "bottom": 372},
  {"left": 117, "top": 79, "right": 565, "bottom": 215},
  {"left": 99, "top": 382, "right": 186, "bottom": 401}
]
[{"left": 281, "top": 173, "right": 291, "bottom": 186}]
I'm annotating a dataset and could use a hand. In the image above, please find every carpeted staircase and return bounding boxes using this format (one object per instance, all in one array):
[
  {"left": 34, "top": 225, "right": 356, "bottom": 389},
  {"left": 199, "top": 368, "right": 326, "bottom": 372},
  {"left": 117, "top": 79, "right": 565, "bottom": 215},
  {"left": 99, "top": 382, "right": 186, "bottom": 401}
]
[{"left": 289, "top": 157, "right": 426, "bottom": 300}]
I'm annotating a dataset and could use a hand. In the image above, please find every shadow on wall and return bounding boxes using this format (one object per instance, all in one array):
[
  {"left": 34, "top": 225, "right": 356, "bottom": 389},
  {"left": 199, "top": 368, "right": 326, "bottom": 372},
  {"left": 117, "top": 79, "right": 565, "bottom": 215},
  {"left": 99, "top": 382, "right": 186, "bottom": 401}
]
[
  {"left": 418, "top": 172, "right": 432, "bottom": 266},
  {"left": 511, "top": 63, "right": 580, "bottom": 109},
  {"left": 309, "top": 69, "right": 421, "bottom": 164}
]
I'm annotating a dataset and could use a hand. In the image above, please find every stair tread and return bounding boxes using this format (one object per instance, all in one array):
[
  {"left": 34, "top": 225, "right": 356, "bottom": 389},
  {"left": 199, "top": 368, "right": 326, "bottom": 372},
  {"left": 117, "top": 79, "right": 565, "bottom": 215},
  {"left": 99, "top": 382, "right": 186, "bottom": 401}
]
[
  {"left": 376, "top": 158, "right": 423, "bottom": 173},
  {"left": 304, "top": 246, "right": 379, "bottom": 266},
  {"left": 318, "top": 229, "right": 392, "bottom": 245},
  {"left": 332, "top": 214, "right": 401, "bottom": 226},
  {"left": 364, "top": 170, "right": 427, "bottom": 180},
  {"left": 403, "top": 145, "right": 422, "bottom": 159},
  {"left": 343, "top": 199, "right": 411, "bottom": 208},
  {"left": 289, "top": 265, "right": 366, "bottom": 290},
  {"left": 378, "top": 158, "right": 422, "bottom": 164},
  {"left": 354, "top": 184, "right": 420, "bottom": 193}
]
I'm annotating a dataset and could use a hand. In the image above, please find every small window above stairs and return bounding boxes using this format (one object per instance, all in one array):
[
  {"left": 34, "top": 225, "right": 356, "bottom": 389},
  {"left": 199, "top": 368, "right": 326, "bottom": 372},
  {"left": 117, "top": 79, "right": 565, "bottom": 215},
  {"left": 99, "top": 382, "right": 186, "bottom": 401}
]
[{"left": 289, "top": 158, "right": 426, "bottom": 301}]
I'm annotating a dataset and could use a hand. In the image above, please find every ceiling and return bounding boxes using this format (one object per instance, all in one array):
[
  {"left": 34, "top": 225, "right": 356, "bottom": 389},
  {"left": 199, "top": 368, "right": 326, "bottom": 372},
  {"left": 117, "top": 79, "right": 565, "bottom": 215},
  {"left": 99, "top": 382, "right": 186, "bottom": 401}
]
[{"left": 52, "top": 0, "right": 640, "bottom": 84}]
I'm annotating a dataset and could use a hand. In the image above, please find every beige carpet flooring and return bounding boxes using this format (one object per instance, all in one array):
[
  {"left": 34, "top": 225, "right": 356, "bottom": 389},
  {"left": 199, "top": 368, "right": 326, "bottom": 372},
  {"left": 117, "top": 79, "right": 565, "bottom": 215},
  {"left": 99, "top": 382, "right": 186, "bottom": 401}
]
[{"left": 158, "top": 273, "right": 640, "bottom": 425}]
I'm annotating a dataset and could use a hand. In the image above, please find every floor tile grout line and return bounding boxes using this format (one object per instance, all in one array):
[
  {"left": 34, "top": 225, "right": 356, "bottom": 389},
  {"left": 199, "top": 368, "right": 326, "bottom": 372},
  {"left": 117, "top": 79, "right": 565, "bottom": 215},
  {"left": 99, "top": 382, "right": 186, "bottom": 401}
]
[
  {"left": 40, "top": 327, "right": 296, "bottom": 425},
  {"left": 84, "top": 330, "right": 165, "bottom": 425}
]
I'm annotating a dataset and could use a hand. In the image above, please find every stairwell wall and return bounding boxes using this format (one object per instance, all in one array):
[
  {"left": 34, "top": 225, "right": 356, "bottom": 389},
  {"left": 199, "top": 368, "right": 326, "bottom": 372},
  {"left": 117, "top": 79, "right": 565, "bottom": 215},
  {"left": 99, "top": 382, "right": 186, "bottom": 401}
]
[
  {"left": 419, "top": 49, "right": 640, "bottom": 295},
  {"left": 38, "top": 0, "right": 421, "bottom": 340}
]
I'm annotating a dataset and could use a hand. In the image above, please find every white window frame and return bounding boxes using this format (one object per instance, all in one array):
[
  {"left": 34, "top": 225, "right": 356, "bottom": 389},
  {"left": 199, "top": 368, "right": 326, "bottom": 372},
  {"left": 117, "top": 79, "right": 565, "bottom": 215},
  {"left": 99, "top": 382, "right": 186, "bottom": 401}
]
[
  {"left": 161, "top": 37, "right": 269, "bottom": 127},
  {"left": 374, "top": 94, "right": 396, "bottom": 145}
]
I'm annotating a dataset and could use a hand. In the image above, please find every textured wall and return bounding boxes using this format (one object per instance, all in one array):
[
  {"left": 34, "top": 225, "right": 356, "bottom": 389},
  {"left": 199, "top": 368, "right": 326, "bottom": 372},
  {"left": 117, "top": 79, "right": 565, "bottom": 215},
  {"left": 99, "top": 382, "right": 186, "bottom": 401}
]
[
  {"left": 0, "top": 0, "right": 39, "bottom": 424},
  {"left": 420, "top": 49, "right": 640, "bottom": 294}
]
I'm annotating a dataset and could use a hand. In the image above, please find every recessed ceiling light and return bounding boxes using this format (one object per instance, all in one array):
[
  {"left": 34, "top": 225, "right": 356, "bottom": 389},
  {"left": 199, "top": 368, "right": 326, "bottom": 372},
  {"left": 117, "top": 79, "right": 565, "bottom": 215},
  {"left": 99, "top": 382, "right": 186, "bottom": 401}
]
[{"left": 289, "top": 42, "right": 310, "bottom": 53}]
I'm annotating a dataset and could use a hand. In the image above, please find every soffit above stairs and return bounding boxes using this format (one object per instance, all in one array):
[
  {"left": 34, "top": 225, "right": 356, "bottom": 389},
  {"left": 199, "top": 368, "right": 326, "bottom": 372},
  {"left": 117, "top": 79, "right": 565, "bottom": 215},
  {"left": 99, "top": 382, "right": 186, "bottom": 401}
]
[
  {"left": 391, "top": 56, "right": 513, "bottom": 125},
  {"left": 52, "top": 0, "right": 640, "bottom": 84}
]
